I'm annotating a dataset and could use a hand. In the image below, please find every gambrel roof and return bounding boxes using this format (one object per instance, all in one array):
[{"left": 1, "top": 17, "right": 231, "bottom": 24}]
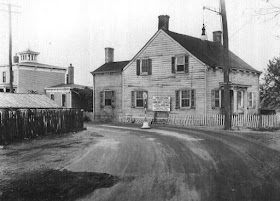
[
  {"left": 164, "top": 30, "right": 260, "bottom": 73},
  {"left": 91, "top": 61, "right": 130, "bottom": 74}
]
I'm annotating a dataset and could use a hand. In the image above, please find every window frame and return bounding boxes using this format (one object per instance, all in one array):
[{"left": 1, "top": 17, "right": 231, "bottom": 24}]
[
  {"left": 50, "top": 94, "right": 54, "bottom": 101},
  {"left": 141, "top": 59, "right": 149, "bottom": 75},
  {"left": 3, "top": 72, "right": 6, "bottom": 83},
  {"left": 172, "top": 55, "right": 189, "bottom": 74},
  {"left": 131, "top": 90, "right": 148, "bottom": 108},
  {"left": 181, "top": 90, "right": 191, "bottom": 108},
  {"left": 136, "top": 59, "right": 152, "bottom": 76},
  {"left": 177, "top": 89, "right": 195, "bottom": 109},
  {"left": 176, "top": 55, "right": 186, "bottom": 72},
  {"left": 237, "top": 91, "right": 244, "bottom": 108},
  {"left": 248, "top": 92, "right": 254, "bottom": 108},
  {"left": 135, "top": 91, "right": 145, "bottom": 108},
  {"left": 104, "top": 90, "right": 113, "bottom": 106},
  {"left": 62, "top": 94, "right": 66, "bottom": 107}
]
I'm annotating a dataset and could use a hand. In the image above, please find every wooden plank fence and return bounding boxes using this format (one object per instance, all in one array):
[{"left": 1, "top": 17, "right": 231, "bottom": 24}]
[
  {"left": 0, "top": 108, "right": 84, "bottom": 145},
  {"left": 116, "top": 114, "right": 280, "bottom": 129}
]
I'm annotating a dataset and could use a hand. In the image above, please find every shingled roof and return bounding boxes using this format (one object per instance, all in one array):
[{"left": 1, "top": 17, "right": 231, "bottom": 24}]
[
  {"left": 46, "top": 83, "right": 88, "bottom": 89},
  {"left": 164, "top": 30, "right": 260, "bottom": 73},
  {"left": 91, "top": 61, "right": 130, "bottom": 74},
  {"left": 0, "top": 93, "right": 60, "bottom": 108}
]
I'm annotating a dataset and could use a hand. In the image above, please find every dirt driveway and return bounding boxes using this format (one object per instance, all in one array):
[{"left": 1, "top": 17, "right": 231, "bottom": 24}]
[{"left": 1, "top": 123, "right": 280, "bottom": 201}]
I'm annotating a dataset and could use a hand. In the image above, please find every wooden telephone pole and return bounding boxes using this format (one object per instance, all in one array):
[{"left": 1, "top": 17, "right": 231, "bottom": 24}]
[
  {"left": 0, "top": 2, "right": 20, "bottom": 93},
  {"left": 220, "top": 0, "right": 231, "bottom": 129}
]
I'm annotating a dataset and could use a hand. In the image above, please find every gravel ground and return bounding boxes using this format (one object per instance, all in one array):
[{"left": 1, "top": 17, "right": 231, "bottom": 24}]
[{"left": 0, "top": 122, "right": 280, "bottom": 201}]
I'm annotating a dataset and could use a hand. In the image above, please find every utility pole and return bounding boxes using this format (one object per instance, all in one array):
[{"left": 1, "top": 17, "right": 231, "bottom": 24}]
[
  {"left": 0, "top": 2, "right": 20, "bottom": 93},
  {"left": 220, "top": 0, "right": 231, "bottom": 130},
  {"left": 8, "top": 3, "right": 13, "bottom": 93}
]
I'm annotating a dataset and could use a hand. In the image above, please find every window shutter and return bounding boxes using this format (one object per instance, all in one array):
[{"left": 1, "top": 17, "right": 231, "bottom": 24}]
[
  {"left": 171, "top": 57, "right": 176, "bottom": 74},
  {"left": 185, "top": 55, "right": 189, "bottom": 73},
  {"left": 211, "top": 90, "right": 215, "bottom": 109},
  {"left": 131, "top": 91, "right": 135, "bottom": 108},
  {"left": 111, "top": 91, "right": 116, "bottom": 108},
  {"left": 145, "top": 91, "right": 148, "bottom": 108},
  {"left": 148, "top": 59, "right": 152, "bottom": 75},
  {"left": 136, "top": 60, "right": 140, "bottom": 76},
  {"left": 191, "top": 89, "right": 196, "bottom": 109},
  {"left": 175, "top": 90, "right": 180, "bottom": 109},
  {"left": 253, "top": 93, "right": 256, "bottom": 109},
  {"left": 221, "top": 90, "right": 224, "bottom": 108},
  {"left": 100, "top": 91, "right": 104, "bottom": 108}
]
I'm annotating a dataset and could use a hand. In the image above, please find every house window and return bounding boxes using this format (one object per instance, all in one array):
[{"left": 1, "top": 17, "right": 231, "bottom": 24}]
[
  {"left": 181, "top": 90, "right": 190, "bottom": 107},
  {"left": 175, "top": 89, "right": 196, "bottom": 109},
  {"left": 131, "top": 90, "right": 148, "bottom": 108},
  {"left": 62, "top": 94, "right": 66, "bottom": 107},
  {"left": 172, "top": 55, "right": 189, "bottom": 73},
  {"left": 237, "top": 91, "right": 243, "bottom": 108},
  {"left": 100, "top": 90, "right": 115, "bottom": 108},
  {"left": 105, "top": 91, "right": 113, "bottom": 106},
  {"left": 136, "top": 59, "right": 152, "bottom": 76},
  {"left": 211, "top": 89, "right": 221, "bottom": 109},
  {"left": 50, "top": 94, "right": 54, "bottom": 101},
  {"left": 248, "top": 92, "right": 255, "bottom": 108},
  {"left": 3, "top": 72, "right": 6, "bottom": 83}
]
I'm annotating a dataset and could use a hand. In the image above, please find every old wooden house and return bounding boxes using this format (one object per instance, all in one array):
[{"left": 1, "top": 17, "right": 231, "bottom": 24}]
[
  {"left": 0, "top": 49, "right": 66, "bottom": 94},
  {"left": 92, "top": 15, "right": 261, "bottom": 121}
]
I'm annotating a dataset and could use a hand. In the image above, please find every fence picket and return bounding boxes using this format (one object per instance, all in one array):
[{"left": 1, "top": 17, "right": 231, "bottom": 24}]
[{"left": 0, "top": 108, "right": 84, "bottom": 145}]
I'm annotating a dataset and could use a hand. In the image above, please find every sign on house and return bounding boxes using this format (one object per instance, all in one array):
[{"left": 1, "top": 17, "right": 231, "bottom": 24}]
[{"left": 152, "top": 96, "right": 171, "bottom": 111}]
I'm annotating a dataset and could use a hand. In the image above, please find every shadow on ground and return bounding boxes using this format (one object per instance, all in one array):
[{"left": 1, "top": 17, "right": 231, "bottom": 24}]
[{"left": 0, "top": 169, "right": 119, "bottom": 201}]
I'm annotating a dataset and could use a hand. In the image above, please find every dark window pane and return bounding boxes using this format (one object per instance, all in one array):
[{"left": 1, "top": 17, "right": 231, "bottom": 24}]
[
  {"left": 105, "top": 99, "right": 112, "bottom": 106},
  {"left": 182, "top": 90, "right": 190, "bottom": 98},
  {"left": 177, "top": 65, "right": 184, "bottom": 72},
  {"left": 215, "top": 90, "right": 219, "bottom": 98},
  {"left": 142, "top": 59, "right": 149, "bottom": 73},
  {"left": 136, "top": 91, "right": 143, "bottom": 98},
  {"left": 182, "top": 99, "right": 190, "bottom": 107},
  {"left": 62, "top": 94, "right": 66, "bottom": 107},
  {"left": 215, "top": 100, "right": 219, "bottom": 108},
  {"left": 136, "top": 100, "right": 144, "bottom": 107}
]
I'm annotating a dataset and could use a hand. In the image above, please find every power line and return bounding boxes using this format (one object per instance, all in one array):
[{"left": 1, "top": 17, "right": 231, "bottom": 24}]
[{"left": 229, "top": 17, "right": 255, "bottom": 39}]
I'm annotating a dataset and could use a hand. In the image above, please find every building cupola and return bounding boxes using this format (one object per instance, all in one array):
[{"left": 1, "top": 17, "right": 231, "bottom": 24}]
[{"left": 18, "top": 49, "right": 40, "bottom": 62}]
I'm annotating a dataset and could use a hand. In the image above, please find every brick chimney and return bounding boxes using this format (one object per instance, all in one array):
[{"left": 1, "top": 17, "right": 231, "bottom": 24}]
[
  {"left": 213, "top": 31, "right": 222, "bottom": 44},
  {"left": 105, "top": 47, "right": 114, "bottom": 63},
  {"left": 158, "top": 15, "right": 170, "bottom": 30},
  {"left": 67, "top": 63, "right": 74, "bottom": 84}
]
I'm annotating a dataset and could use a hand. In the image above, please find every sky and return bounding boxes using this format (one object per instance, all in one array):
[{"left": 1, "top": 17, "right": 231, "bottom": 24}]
[{"left": 0, "top": 0, "right": 279, "bottom": 86}]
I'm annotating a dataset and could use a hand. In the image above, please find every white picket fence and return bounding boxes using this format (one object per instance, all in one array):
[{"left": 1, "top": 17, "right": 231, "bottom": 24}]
[
  {"left": 231, "top": 114, "right": 279, "bottom": 128},
  {"left": 168, "top": 114, "right": 224, "bottom": 127},
  {"left": 116, "top": 114, "right": 280, "bottom": 129}
]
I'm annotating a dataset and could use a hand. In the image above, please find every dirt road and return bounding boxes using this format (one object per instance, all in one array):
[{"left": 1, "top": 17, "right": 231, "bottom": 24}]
[
  {"left": 1, "top": 123, "right": 280, "bottom": 201},
  {"left": 63, "top": 124, "right": 280, "bottom": 201}
]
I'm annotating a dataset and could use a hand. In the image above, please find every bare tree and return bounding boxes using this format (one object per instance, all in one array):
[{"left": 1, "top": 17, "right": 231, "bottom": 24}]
[{"left": 256, "top": 0, "right": 280, "bottom": 21}]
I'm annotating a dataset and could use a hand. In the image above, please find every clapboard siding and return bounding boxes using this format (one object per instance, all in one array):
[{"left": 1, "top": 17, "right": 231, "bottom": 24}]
[
  {"left": 93, "top": 73, "right": 122, "bottom": 118},
  {"left": 123, "top": 31, "right": 207, "bottom": 117}
]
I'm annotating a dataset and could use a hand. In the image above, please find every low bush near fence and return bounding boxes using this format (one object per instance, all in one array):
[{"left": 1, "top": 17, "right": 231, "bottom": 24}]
[{"left": 0, "top": 108, "right": 84, "bottom": 145}]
